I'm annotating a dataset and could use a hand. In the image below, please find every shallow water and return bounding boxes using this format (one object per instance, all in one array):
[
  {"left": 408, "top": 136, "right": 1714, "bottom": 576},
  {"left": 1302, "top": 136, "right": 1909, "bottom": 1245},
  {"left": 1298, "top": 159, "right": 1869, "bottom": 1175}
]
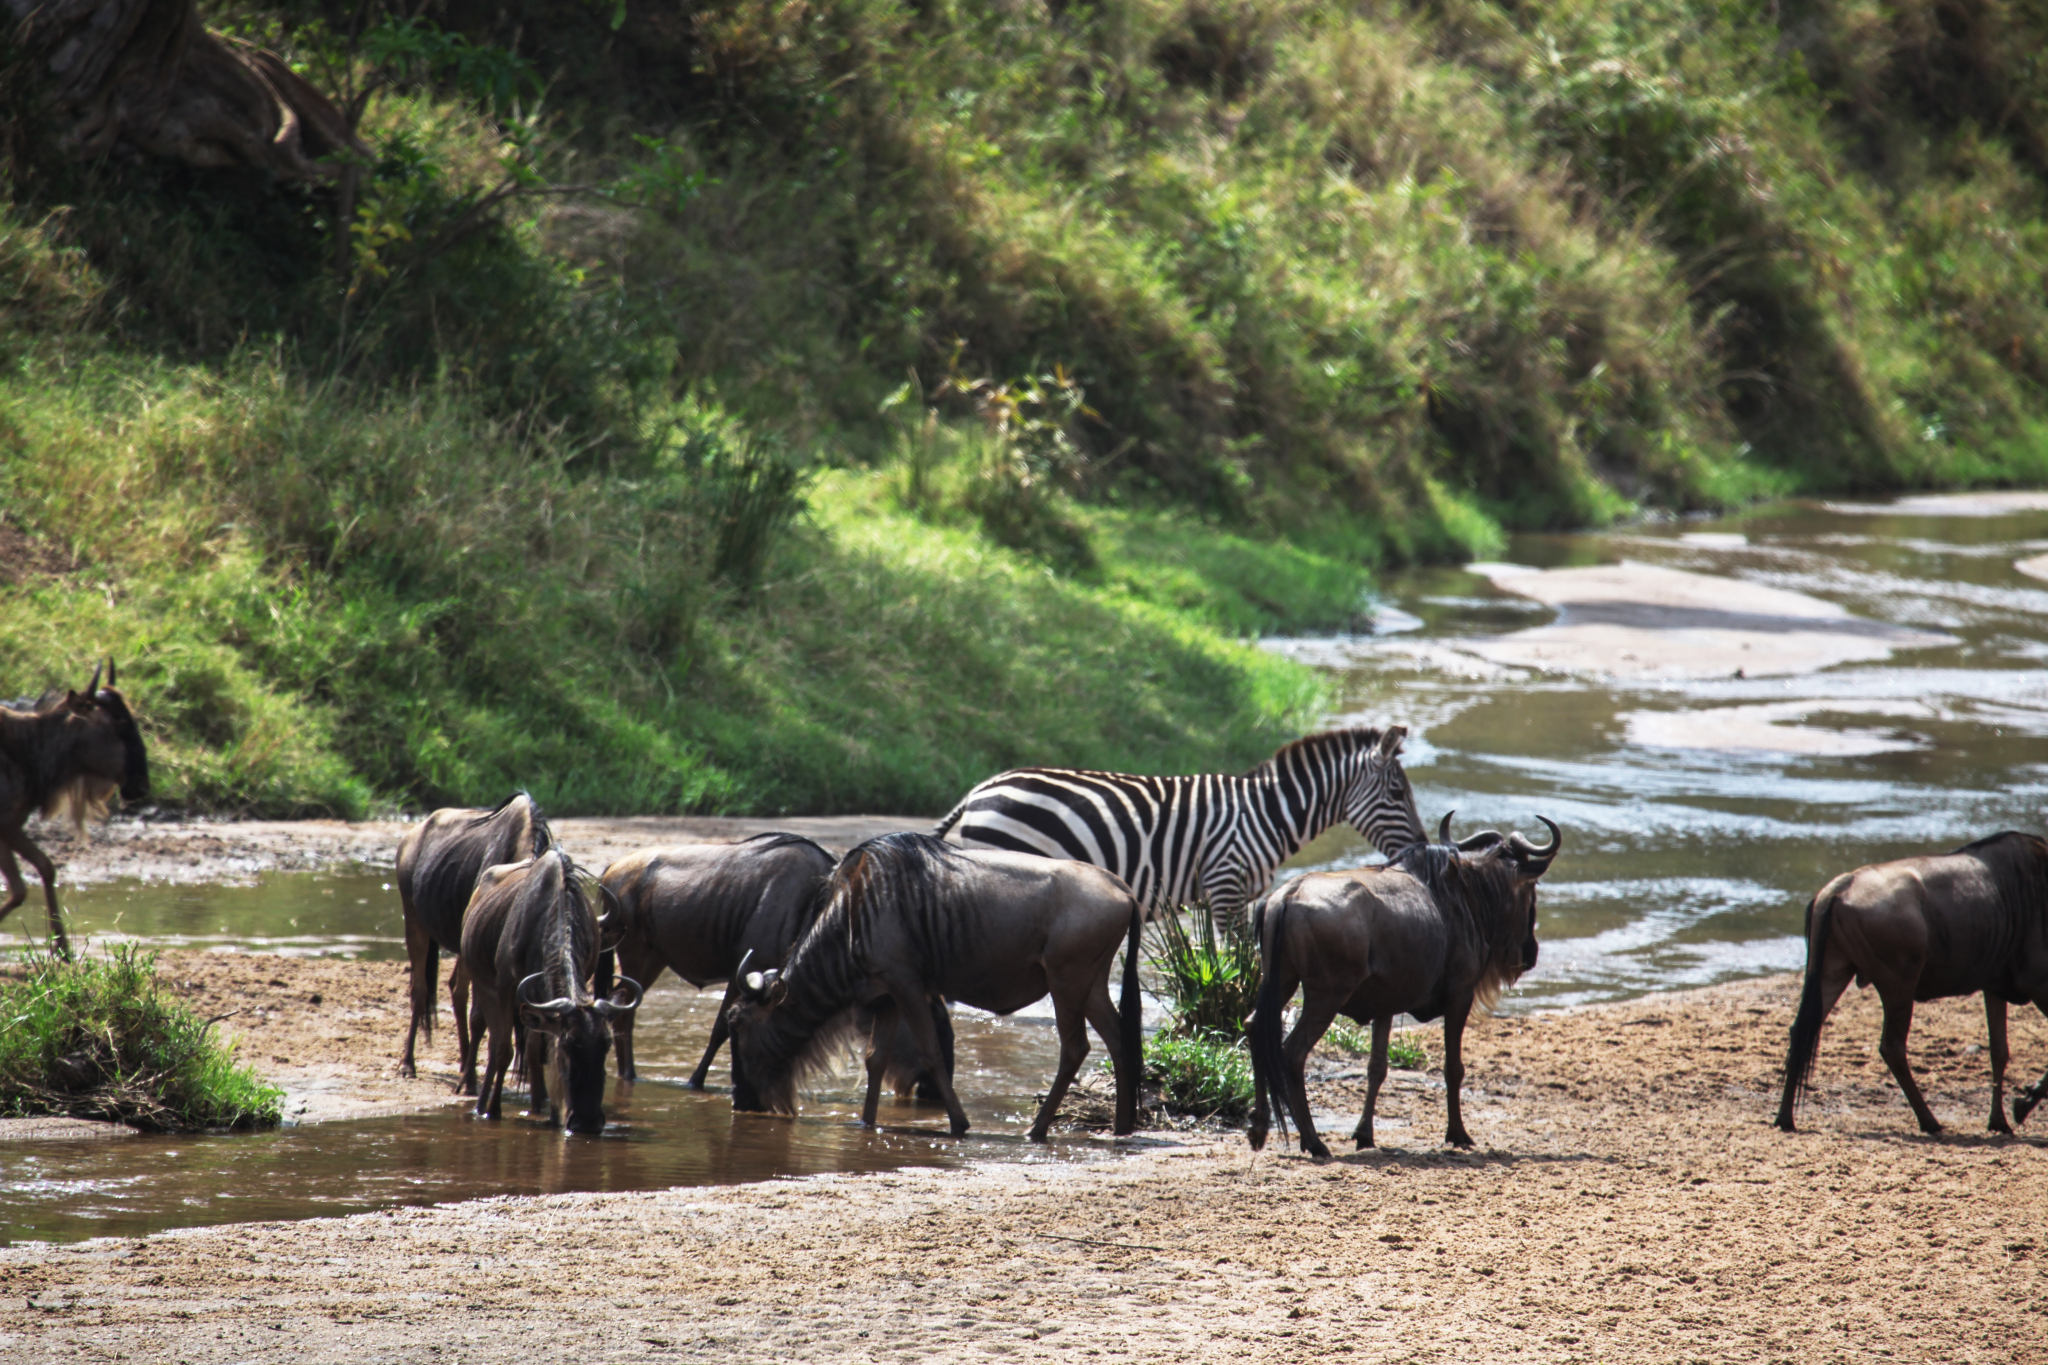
[{"left": 1267, "top": 498, "right": 2048, "bottom": 1008}]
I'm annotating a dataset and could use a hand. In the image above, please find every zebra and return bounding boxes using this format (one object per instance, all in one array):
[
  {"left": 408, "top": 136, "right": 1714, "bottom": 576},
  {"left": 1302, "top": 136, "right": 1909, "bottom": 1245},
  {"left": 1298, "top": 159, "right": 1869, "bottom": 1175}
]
[{"left": 932, "top": 726, "right": 1428, "bottom": 922}]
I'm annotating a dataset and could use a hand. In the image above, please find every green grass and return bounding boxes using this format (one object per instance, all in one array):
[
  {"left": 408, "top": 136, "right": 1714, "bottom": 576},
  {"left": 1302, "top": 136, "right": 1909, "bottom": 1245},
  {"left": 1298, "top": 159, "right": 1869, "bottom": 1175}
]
[
  {"left": 1324, "top": 1019, "right": 1430, "bottom": 1071},
  {"left": 10, "top": 0, "right": 2048, "bottom": 814},
  {"left": 0, "top": 944, "right": 284, "bottom": 1131},
  {"left": 1145, "top": 908, "right": 1263, "bottom": 1043},
  {"left": 1139, "top": 1032, "right": 1257, "bottom": 1121}
]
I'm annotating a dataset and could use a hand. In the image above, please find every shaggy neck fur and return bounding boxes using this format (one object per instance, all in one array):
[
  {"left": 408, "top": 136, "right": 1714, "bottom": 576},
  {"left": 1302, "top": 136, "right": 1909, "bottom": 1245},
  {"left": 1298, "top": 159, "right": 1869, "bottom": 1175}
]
[
  {"left": 0, "top": 704, "right": 118, "bottom": 833},
  {"left": 1394, "top": 841, "right": 1530, "bottom": 1012}
]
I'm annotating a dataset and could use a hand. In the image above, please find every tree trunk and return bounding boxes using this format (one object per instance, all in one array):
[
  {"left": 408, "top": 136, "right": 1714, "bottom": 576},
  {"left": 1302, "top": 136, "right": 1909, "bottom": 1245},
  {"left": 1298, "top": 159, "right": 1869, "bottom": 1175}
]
[{"left": 6, "top": 0, "right": 366, "bottom": 181}]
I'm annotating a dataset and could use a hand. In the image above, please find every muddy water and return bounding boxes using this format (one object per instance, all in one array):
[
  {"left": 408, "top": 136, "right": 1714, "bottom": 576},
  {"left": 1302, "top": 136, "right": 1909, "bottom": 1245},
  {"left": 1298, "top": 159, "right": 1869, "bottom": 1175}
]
[
  {"left": 1, "top": 982, "right": 1101, "bottom": 1245},
  {"left": 1268, "top": 497, "right": 2048, "bottom": 1008}
]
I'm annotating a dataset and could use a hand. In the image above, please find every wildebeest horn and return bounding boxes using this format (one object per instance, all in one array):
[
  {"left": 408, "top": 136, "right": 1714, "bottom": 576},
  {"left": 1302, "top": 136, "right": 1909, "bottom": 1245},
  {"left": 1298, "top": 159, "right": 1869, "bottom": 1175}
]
[
  {"left": 517, "top": 971, "right": 574, "bottom": 1014},
  {"left": 1508, "top": 816, "right": 1563, "bottom": 868},
  {"left": 733, "top": 949, "right": 756, "bottom": 983},
  {"left": 1438, "top": 810, "right": 1455, "bottom": 845},
  {"left": 596, "top": 976, "right": 643, "bottom": 1016},
  {"left": 106, "top": 659, "right": 116, "bottom": 688},
  {"left": 85, "top": 660, "right": 102, "bottom": 696}
]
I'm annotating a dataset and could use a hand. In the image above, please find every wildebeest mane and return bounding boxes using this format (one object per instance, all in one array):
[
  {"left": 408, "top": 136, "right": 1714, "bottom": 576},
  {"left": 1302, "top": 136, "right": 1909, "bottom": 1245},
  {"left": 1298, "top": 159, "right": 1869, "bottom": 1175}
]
[
  {"left": 1952, "top": 831, "right": 2048, "bottom": 938},
  {"left": 1392, "top": 839, "right": 1525, "bottom": 1012},
  {"left": 461, "top": 790, "right": 555, "bottom": 855}
]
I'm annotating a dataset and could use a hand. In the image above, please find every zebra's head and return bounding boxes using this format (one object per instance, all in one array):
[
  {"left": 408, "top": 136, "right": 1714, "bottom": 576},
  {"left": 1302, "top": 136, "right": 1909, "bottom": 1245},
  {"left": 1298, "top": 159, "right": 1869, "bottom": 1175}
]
[{"left": 1339, "top": 726, "right": 1428, "bottom": 857}]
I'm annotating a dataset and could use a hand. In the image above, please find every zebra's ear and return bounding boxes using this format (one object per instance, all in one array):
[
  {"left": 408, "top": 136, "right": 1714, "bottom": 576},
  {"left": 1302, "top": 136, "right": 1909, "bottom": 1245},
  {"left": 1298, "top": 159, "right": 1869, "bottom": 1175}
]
[{"left": 1377, "top": 725, "right": 1408, "bottom": 758}]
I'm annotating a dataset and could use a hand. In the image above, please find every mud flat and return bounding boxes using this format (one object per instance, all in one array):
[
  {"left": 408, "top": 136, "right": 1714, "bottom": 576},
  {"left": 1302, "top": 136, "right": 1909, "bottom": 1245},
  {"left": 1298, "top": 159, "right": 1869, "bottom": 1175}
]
[{"left": 3, "top": 960, "right": 2045, "bottom": 1363}]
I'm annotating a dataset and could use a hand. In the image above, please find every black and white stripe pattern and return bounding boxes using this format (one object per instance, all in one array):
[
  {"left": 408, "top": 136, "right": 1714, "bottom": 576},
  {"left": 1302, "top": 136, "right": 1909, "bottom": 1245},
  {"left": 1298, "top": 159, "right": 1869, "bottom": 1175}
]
[{"left": 932, "top": 727, "right": 1427, "bottom": 920}]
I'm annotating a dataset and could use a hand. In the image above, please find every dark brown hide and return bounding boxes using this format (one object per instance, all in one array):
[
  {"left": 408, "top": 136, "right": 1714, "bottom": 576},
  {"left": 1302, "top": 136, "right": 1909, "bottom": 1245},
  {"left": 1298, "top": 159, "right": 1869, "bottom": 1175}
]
[
  {"left": 459, "top": 849, "right": 637, "bottom": 1134},
  {"left": 725, "top": 833, "right": 1142, "bottom": 1142},
  {"left": 0, "top": 665, "right": 149, "bottom": 959},
  {"left": 1774, "top": 831, "right": 2048, "bottom": 1135},
  {"left": 1247, "top": 818, "right": 1558, "bottom": 1162},
  {"left": 394, "top": 793, "right": 551, "bottom": 1092},
  {"left": 6, "top": 0, "right": 366, "bottom": 180},
  {"left": 598, "top": 835, "right": 953, "bottom": 1097}
]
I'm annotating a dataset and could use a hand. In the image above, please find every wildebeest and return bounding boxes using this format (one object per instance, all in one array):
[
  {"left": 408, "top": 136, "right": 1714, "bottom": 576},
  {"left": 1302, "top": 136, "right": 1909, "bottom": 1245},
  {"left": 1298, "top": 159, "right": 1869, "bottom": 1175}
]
[
  {"left": 1774, "top": 831, "right": 2048, "bottom": 1136},
  {"left": 1247, "top": 813, "right": 1561, "bottom": 1161},
  {"left": 598, "top": 834, "right": 954, "bottom": 1096},
  {"left": 460, "top": 848, "right": 641, "bottom": 1134},
  {"left": 726, "top": 832, "right": 1143, "bottom": 1141},
  {"left": 395, "top": 793, "right": 553, "bottom": 1091},
  {"left": 0, "top": 660, "right": 149, "bottom": 960}
]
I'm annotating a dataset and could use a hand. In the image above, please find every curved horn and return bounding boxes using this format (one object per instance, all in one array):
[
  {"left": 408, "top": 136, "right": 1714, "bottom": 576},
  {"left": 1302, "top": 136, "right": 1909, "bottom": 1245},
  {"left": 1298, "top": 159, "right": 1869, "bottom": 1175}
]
[
  {"left": 1508, "top": 816, "right": 1563, "bottom": 866},
  {"left": 1438, "top": 810, "right": 1455, "bottom": 845},
  {"left": 733, "top": 948, "right": 756, "bottom": 982},
  {"left": 517, "top": 971, "right": 574, "bottom": 1013},
  {"left": 597, "top": 976, "right": 644, "bottom": 1015},
  {"left": 85, "top": 660, "right": 102, "bottom": 696},
  {"left": 1456, "top": 830, "right": 1505, "bottom": 852}
]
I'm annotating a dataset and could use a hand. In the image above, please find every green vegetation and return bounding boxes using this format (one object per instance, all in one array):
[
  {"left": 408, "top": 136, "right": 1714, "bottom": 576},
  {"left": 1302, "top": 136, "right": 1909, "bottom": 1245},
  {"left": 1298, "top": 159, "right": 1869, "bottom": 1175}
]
[
  {"left": 7, "top": 0, "right": 2048, "bottom": 813},
  {"left": 1325, "top": 1018, "right": 1430, "bottom": 1071},
  {"left": 1140, "top": 907, "right": 1260, "bottom": 1118},
  {"left": 0, "top": 945, "right": 284, "bottom": 1131},
  {"left": 1142, "top": 1031, "right": 1257, "bottom": 1121}
]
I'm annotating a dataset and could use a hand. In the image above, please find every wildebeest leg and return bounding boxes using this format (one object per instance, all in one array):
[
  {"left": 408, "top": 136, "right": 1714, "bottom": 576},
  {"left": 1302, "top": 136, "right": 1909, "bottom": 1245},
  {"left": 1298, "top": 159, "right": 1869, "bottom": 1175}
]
[
  {"left": 478, "top": 1011, "right": 513, "bottom": 1120},
  {"left": 860, "top": 1000, "right": 899, "bottom": 1130},
  {"left": 2015, "top": 1051, "right": 2048, "bottom": 1126},
  {"left": 1, "top": 826, "right": 70, "bottom": 961},
  {"left": 1282, "top": 992, "right": 1343, "bottom": 1163},
  {"left": 462, "top": 987, "right": 486, "bottom": 1097},
  {"left": 400, "top": 914, "right": 435, "bottom": 1080},
  {"left": 527, "top": 1029, "right": 551, "bottom": 1117},
  {"left": 1080, "top": 976, "right": 1135, "bottom": 1136},
  {"left": 1029, "top": 980, "right": 1108, "bottom": 1144},
  {"left": 1984, "top": 993, "right": 2013, "bottom": 1136},
  {"left": 1441, "top": 997, "right": 1475, "bottom": 1149},
  {"left": 910, "top": 1001, "right": 955, "bottom": 1102},
  {"left": 0, "top": 837, "right": 28, "bottom": 926},
  {"left": 688, "top": 980, "right": 743, "bottom": 1090},
  {"left": 613, "top": 946, "right": 666, "bottom": 1083},
  {"left": 1353, "top": 1015, "right": 1392, "bottom": 1150},
  {"left": 449, "top": 960, "right": 477, "bottom": 1096},
  {"left": 1875, "top": 987, "right": 1941, "bottom": 1134},
  {"left": 887, "top": 989, "right": 971, "bottom": 1137}
]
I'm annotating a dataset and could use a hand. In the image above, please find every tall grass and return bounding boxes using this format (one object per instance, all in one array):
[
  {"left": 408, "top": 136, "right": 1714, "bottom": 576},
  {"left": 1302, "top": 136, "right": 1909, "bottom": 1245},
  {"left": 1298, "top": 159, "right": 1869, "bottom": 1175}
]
[{"left": 0, "top": 944, "right": 283, "bottom": 1131}]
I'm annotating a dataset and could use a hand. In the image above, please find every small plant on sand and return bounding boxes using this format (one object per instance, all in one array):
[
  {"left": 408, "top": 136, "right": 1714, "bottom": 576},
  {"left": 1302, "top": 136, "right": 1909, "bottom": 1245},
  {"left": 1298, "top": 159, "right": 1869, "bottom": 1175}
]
[
  {"left": 1140, "top": 907, "right": 1262, "bottom": 1119},
  {"left": 1324, "top": 1018, "right": 1431, "bottom": 1070},
  {"left": 0, "top": 944, "right": 283, "bottom": 1131}
]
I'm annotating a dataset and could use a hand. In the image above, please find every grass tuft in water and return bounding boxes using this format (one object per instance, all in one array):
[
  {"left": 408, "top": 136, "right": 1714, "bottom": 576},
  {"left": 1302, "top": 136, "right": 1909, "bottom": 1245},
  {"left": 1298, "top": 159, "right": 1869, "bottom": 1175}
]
[{"left": 0, "top": 944, "right": 284, "bottom": 1132}]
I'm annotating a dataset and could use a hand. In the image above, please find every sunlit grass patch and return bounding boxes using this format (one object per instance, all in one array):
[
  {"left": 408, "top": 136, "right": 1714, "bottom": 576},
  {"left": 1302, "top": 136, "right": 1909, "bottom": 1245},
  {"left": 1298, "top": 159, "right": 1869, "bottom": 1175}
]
[{"left": 0, "top": 944, "right": 284, "bottom": 1131}]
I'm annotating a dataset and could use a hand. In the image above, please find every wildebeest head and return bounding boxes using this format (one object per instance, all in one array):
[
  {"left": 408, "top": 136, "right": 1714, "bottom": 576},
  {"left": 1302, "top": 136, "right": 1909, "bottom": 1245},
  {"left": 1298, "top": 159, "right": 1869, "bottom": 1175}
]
[
  {"left": 34, "top": 660, "right": 149, "bottom": 830},
  {"left": 1436, "top": 812, "right": 1561, "bottom": 998},
  {"left": 518, "top": 970, "right": 642, "bottom": 1135},
  {"left": 91, "top": 660, "right": 149, "bottom": 804},
  {"left": 727, "top": 953, "right": 865, "bottom": 1116}
]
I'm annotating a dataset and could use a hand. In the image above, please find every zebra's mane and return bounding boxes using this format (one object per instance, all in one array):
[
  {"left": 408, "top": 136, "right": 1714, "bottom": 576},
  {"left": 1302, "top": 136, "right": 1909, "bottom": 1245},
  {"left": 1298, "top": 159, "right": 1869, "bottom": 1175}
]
[{"left": 1243, "top": 726, "right": 1389, "bottom": 779}]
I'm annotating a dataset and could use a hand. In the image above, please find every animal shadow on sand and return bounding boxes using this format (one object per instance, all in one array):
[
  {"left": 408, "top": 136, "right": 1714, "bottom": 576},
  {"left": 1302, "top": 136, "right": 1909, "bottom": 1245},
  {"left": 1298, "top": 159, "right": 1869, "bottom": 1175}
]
[{"left": 1266, "top": 1144, "right": 1624, "bottom": 1172}]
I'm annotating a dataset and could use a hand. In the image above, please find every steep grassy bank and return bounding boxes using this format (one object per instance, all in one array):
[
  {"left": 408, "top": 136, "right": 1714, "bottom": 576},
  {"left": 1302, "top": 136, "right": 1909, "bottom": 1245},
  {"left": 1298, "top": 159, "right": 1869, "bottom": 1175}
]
[{"left": 6, "top": 0, "right": 2048, "bottom": 813}]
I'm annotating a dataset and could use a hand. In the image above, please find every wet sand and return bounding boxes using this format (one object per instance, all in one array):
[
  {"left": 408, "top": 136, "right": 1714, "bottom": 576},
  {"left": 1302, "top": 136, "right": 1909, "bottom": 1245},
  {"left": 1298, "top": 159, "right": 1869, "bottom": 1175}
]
[{"left": 3, "top": 960, "right": 2046, "bottom": 1362}]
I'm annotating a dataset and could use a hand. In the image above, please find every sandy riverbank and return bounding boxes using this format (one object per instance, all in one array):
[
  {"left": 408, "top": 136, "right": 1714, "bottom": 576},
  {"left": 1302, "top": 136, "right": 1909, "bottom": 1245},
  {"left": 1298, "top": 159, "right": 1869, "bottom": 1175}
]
[{"left": 3, "top": 957, "right": 2046, "bottom": 1363}]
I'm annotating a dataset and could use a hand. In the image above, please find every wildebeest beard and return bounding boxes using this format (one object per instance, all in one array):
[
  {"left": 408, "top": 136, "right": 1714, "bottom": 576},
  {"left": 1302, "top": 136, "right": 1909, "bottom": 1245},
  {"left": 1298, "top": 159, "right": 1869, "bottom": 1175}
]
[{"left": 1391, "top": 840, "right": 1539, "bottom": 1011}]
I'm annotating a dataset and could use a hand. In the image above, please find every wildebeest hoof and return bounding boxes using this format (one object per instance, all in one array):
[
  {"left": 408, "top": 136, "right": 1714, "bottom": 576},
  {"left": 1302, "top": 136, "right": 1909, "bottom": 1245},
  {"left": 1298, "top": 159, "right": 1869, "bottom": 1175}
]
[
  {"left": 1918, "top": 1120, "right": 1944, "bottom": 1136},
  {"left": 399, "top": 1063, "right": 417, "bottom": 1080},
  {"left": 1307, "top": 1147, "right": 1333, "bottom": 1166},
  {"left": 1354, "top": 1135, "right": 1374, "bottom": 1150},
  {"left": 1447, "top": 1134, "right": 1475, "bottom": 1150},
  {"left": 950, "top": 1122, "right": 971, "bottom": 1138}
]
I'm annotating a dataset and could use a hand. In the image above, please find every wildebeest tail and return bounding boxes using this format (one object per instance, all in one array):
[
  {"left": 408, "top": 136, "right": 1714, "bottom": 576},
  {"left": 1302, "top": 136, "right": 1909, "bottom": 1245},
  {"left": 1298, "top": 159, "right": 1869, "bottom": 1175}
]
[
  {"left": 1246, "top": 893, "right": 1292, "bottom": 1150},
  {"left": 411, "top": 939, "right": 439, "bottom": 1045},
  {"left": 1780, "top": 881, "right": 1842, "bottom": 1122},
  {"left": 1119, "top": 896, "right": 1143, "bottom": 1130}
]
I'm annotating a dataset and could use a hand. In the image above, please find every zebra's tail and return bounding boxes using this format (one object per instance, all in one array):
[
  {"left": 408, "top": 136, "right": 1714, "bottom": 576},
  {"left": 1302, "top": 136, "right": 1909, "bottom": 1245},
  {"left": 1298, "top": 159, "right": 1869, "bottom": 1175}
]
[{"left": 930, "top": 789, "right": 977, "bottom": 840}]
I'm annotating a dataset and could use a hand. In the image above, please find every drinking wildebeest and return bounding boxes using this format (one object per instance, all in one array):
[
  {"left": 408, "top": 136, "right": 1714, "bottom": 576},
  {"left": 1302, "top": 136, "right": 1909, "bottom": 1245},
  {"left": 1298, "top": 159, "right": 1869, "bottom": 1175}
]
[
  {"left": 1773, "top": 831, "right": 2048, "bottom": 1136},
  {"left": 396, "top": 793, "right": 553, "bottom": 1091},
  {"left": 460, "top": 848, "right": 641, "bottom": 1133},
  {"left": 598, "top": 834, "right": 954, "bottom": 1096},
  {"left": 1247, "top": 813, "right": 1560, "bottom": 1161},
  {"left": 726, "top": 832, "right": 1143, "bottom": 1141},
  {"left": 0, "top": 660, "right": 150, "bottom": 960}
]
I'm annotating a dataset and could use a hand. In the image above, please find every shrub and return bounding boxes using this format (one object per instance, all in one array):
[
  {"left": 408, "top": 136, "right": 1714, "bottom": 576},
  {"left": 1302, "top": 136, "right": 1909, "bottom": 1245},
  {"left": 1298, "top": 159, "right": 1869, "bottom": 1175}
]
[
  {"left": 0, "top": 944, "right": 284, "bottom": 1131},
  {"left": 1324, "top": 1017, "right": 1430, "bottom": 1070},
  {"left": 1146, "top": 908, "right": 1261, "bottom": 1042}
]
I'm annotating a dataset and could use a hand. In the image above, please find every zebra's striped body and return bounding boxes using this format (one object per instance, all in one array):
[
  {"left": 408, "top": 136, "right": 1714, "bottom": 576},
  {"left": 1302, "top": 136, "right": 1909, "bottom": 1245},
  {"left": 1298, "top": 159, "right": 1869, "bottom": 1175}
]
[{"left": 932, "top": 727, "right": 1427, "bottom": 920}]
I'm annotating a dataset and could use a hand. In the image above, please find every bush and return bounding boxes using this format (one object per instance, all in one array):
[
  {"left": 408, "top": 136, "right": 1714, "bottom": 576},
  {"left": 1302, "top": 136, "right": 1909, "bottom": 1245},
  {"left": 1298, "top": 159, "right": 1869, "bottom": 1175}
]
[
  {"left": 1324, "top": 1017, "right": 1430, "bottom": 1070},
  {"left": 1146, "top": 908, "right": 1262, "bottom": 1042},
  {"left": 0, "top": 944, "right": 284, "bottom": 1131}
]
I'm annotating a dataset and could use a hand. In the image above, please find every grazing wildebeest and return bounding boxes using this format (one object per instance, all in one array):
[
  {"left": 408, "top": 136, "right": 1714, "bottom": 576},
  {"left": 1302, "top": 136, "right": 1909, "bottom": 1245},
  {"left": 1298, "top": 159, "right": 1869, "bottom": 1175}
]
[
  {"left": 460, "top": 848, "right": 641, "bottom": 1133},
  {"left": 1773, "top": 831, "right": 2048, "bottom": 1136},
  {"left": 395, "top": 793, "right": 553, "bottom": 1091},
  {"left": 726, "top": 832, "right": 1143, "bottom": 1141},
  {"left": 0, "top": 661, "right": 149, "bottom": 960},
  {"left": 1247, "top": 813, "right": 1561, "bottom": 1162},
  {"left": 598, "top": 834, "right": 954, "bottom": 1096}
]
